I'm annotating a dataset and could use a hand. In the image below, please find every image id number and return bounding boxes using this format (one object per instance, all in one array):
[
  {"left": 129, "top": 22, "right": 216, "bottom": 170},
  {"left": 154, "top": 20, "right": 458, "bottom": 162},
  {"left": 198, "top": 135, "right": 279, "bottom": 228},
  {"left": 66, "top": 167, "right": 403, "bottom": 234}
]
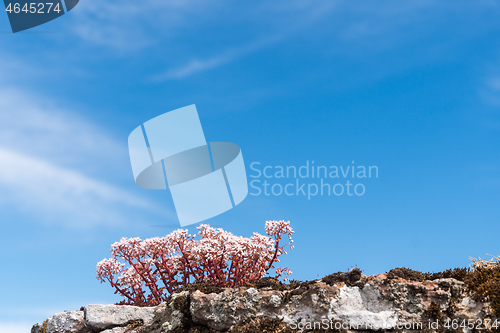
[{"left": 6, "top": 3, "right": 62, "bottom": 14}]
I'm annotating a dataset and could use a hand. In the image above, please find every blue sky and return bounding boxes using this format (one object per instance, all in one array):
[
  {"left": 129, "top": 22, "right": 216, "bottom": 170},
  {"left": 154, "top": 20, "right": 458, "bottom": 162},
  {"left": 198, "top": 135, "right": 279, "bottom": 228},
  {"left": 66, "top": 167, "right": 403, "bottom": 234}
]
[{"left": 1, "top": 1, "right": 500, "bottom": 331}]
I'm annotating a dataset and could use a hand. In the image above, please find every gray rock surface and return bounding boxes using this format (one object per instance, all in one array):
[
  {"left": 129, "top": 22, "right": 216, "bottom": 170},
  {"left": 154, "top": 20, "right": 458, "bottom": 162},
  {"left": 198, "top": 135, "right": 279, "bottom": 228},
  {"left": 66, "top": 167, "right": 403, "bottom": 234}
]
[
  {"left": 100, "top": 328, "right": 127, "bottom": 333},
  {"left": 140, "top": 291, "right": 189, "bottom": 333},
  {"left": 84, "top": 304, "right": 155, "bottom": 330},
  {"left": 31, "top": 271, "right": 494, "bottom": 332},
  {"left": 31, "top": 311, "right": 85, "bottom": 333},
  {"left": 101, "top": 327, "right": 138, "bottom": 333}
]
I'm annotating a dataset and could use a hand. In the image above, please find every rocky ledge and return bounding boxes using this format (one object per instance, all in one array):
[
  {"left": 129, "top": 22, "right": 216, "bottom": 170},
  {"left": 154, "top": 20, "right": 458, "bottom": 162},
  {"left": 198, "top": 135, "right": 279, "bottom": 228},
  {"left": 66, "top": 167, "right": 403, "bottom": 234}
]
[{"left": 32, "top": 267, "right": 500, "bottom": 333}]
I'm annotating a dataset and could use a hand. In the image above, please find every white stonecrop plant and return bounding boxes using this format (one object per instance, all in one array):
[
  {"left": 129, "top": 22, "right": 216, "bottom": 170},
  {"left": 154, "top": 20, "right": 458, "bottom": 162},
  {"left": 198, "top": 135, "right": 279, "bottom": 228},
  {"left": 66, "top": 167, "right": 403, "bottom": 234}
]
[{"left": 97, "top": 220, "right": 294, "bottom": 306}]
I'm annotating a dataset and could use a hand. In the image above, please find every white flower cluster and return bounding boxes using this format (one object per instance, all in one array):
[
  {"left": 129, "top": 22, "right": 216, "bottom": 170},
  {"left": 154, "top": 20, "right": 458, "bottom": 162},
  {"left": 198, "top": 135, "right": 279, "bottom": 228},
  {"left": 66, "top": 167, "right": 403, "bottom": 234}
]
[{"left": 96, "top": 220, "right": 294, "bottom": 306}]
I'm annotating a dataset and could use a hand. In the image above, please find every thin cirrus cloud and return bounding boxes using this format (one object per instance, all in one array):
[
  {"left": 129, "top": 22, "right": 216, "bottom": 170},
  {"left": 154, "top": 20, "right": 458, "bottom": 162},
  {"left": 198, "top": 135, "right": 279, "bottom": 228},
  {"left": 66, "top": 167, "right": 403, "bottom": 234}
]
[
  {"left": 151, "top": 52, "right": 235, "bottom": 81},
  {"left": 0, "top": 88, "right": 171, "bottom": 228},
  {"left": 67, "top": 0, "right": 336, "bottom": 53},
  {"left": 150, "top": 36, "right": 283, "bottom": 81},
  {"left": 69, "top": 0, "right": 219, "bottom": 50},
  {"left": 147, "top": 2, "right": 464, "bottom": 82},
  {"left": 0, "top": 88, "right": 124, "bottom": 169},
  {"left": 475, "top": 77, "right": 500, "bottom": 130},
  {"left": 30, "top": 1, "right": 464, "bottom": 83},
  {"left": 148, "top": 1, "right": 340, "bottom": 82},
  {"left": 0, "top": 146, "right": 162, "bottom": 228},
  {"left": 481, "top": 78, "right": 500, "bottom": 107}
]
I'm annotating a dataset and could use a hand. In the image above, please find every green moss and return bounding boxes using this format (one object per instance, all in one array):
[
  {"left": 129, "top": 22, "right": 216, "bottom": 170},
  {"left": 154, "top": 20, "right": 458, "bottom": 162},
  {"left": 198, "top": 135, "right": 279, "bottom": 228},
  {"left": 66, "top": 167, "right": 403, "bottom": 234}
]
[
  {"left": 388, "top": 266, "right": 500, "bottom": 331},
  {"left": 171, "top": 282, "right": 224, "bottom": 297},
  {"left": 170, "top": 277, "right": 303, "bottom": 298},
  {"left": 386, "top": 266, "right": 469, "bottom": 283},
  {"left": 244, "top": 277, "right": 287, "bottom": 291},
  {"left": 386, "top": 267, "right": 431, "bottom": 282},
  {"left": 322, "top": 268, "right": 363, "bottom": 287},
  {"left": 228, "top": 317, "right": 292, "bottom": 333},
  {"left": 171, "top": 325, "right": 218, "bottom": 333},
  {"left": 423, "top": 301, "right": 443, "bottom": 320},
  {"left": 465, "top": 266, "right": 500, "bottom": 318},
  {"left": 172, "top": 294, "right": 190, "bottom": 316},
  {"left": 430, "top": 267, "right": 469, "bottom": 281}
]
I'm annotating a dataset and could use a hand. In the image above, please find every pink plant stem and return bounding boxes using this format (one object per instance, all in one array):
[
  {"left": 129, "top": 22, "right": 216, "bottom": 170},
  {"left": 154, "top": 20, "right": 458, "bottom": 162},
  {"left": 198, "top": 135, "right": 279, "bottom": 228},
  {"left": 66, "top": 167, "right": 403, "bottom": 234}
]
[
  {"left": 216, "top": 248, "right": 227, "bottom": 283},
  {"left": 152, "top": 259, "right": 171, "bottom": 294},
  {"left": 177, "top": 242, "right": 201, "bottom": 282},
  {"left": 207, "top": 259, "right": 217, "bottom": 282},
  {"left": 141, "top": 263, "right": 164, "bottom": 302},
  {"left": 232, "top": 258, "right": 244, "bottom": 287},
  {"left": 266, "top": 235, "right": 282, "bottom": 272},
  {"left": 156, "top": 255, "right": 176, "bottom": 294},
  {"left": 108, "top": 277, "right": 136, "bottom": 304},
  {"left": 227, "top": 261, "right": 236, "bottom": 285},
  {"left": 126, "top": 256, "right": 162, "bottom": 304}
]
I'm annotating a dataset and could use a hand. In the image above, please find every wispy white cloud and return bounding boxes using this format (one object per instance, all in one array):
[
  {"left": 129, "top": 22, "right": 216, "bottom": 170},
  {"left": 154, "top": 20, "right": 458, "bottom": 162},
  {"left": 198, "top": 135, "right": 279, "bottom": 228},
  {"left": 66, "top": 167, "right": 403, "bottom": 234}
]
[
  {"left": 9, "top": 0, "right": 487, "bottom": 86},
  {"left": 476, "top": 76, "right": 500, "bottom": 129},
  {"left": 0, "top": 88, "right": 127, "bottom": 177},
  {"left": 480, "top": 77, "right": 500, "bottom": 106},
  {"left": 0, "top": 87, "right": 172, "bottom": 228},
  {"left": 150, "top": 1, "right": 470, "bottom": 81},
  {"left": 67, "top": 0, "right": 340, "bottom": 54},
  {"left": 0, "top": 53, "right": 46, "bottom": 86},
  {"left": 150, "top": 36, "right": 282, "bottom": 81},
  {"left": 491, "top": 78, "right": 500, "bottom": 90},
  {"left": 153, "top": 53, "right": 234, "bottom": 80},
  {"left": 0, "top": 147, "right": 163, "bottom": 228},
  {"left": 69, "top": 0, "right": 221, "bottom": 51},
  {"left": 148, "top": 1, "right": 342, "bottom": 81}
]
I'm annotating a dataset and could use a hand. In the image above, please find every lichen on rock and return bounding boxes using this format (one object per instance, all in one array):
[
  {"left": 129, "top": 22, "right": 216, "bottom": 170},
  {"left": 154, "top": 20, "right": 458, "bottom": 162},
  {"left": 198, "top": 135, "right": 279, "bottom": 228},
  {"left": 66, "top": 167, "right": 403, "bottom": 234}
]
[{"left": 31, "top": 267, "right": 500, "bottom": 333}]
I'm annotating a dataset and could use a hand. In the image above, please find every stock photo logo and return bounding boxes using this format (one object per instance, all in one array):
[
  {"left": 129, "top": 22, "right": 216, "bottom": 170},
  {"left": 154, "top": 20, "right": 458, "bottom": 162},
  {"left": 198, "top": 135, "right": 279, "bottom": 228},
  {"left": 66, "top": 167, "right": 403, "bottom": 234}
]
[
  {"left": 128, "top": 105, "right": 248, "bottom": 227},
  {"left": 3, "top": 0, "right": 79, "bottom": 33}
]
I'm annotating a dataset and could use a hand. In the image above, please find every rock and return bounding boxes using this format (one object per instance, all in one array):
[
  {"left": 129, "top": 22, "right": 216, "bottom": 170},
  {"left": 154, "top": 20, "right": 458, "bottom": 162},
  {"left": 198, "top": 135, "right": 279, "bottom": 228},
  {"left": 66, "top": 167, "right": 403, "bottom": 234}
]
[
  {"left": 47, "top": 311, "right": 86, "bottom": 333},
  {"left": 31, "top": 323, "right": 43, "bottom": 333},
  {"left": 190, "top": 275, "right": 491, "bottom": 331},
  {"left": 31, "top": 311, "right": 86, "bottom": 333},
  {"left": 328, "top": 284, "right": 398, "bottom": 329},
  {"left": 140, "top": 291, "right": 189, "bottom": 333},
  {"left": 84, "top": 304, "right": 155, "bottom": 330},
  {"left": 191, "top": 287, "right": 269, "bottom": 330},
  {"left": 101, "top": 328, "right": 127, "bottom": 333},
  {"left": 100, "top": 327, "right": 139, "bottom": 333},
  {"left": 31, "top": 269, "right": 499, "bottom": 332}
]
